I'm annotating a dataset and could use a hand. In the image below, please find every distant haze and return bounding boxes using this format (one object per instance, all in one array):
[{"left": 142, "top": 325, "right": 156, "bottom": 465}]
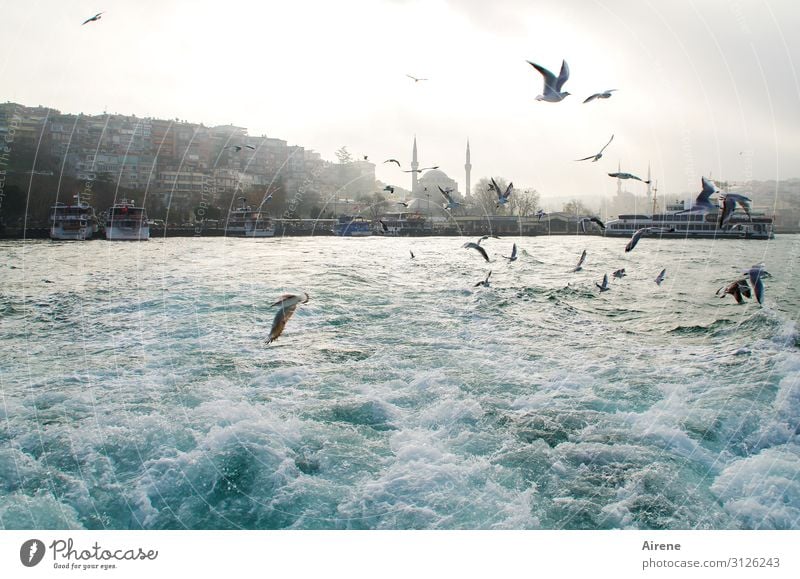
[{"left": 2, "top": 0, "right": 799, "bottom": 203}]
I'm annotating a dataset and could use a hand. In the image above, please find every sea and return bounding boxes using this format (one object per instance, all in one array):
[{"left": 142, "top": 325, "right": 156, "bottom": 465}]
[{"left": 1, "top": 234, "right": 798, "bottom": 530}]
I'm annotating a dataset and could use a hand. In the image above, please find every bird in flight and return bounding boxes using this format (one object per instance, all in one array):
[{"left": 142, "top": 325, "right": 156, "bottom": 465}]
[
  {"left": 608, "top": 171, "right": 650, "bottom": 184},
  {"left": 463, "top": 242, "right": 490, "bottom": 262},
  {"left": 267, "top": 293, "right": 309, "bottom": 344},
  {"left": 407, "top": 74, "right": 428, "bottom": 83},
  {"left": 225, "top": 145, "right": 256, "bottom": 152},
  {"left": 403, "top": 166, "right": 439, "bottom": 173},
  {"left": 655, "top": 269, "right": 667, "bottom": 286},
  {"left": 681, "top": 177, "right": 719, "bottom": 214},
  {"left": 583, "top": 89, "right": 617, "bottom": 103},
  {"left": 535, "top": 209, "right": 547, "bottom": 221},
  {"left": 503, "top": 243, "right": 518, "bottom": 262},
  {"left": 439, "top": 186, "right": 460, "bottom": 210},
  {"left": 397, "top": 201, "right": 409, "bottom": 207},
  {"left": 612, "top": 268, "right": 626, "bottom": 279},
  {"left": 379, "top": 220, "right": 389, "bottom": 233},
  {"left": 718, "top": 193, "right": 752, "bottom": 227},
  {"left": 491, "top": 178, "right": 513, "bottom": 208},
  {"left": 476, "top": 234, "right": 501, "bottom": 245},
  {"left": 572, "top": 249, "right": 587, "bottom": 272},
  {"left": 579, "top": 216, "right": 606, "bottom": 233},
  {"left": 384, "top": 159, "right": 401, "bottom": 167},
  {"left": 528, "top": 60, "right": 571, "bottom": 102},
  {"left": 624, "top": 226, "right": 674, "bottom": 252},
  {"left": 474, "top": 271, "right": 492, "bottom": 288},
  {"left": 410, "top": 250, "right": 415, "bottom": 259},
  {"left": 82, "top": 12, "right": 103, "bottom": 25},
  {"left": 575, "top": 135, "right": 614, "bottom": 162},
  {"left": 716, "top": 278, "right": 752, "bottom": 304},
  {"left": 383, "top": 185, "right": 395, "bottom": 194},
  {"left": 596, "top": 274, "right": 610, "bottom": 292},
  {"left": 742, "top": 263, "right": 771, "bottom": 304}
]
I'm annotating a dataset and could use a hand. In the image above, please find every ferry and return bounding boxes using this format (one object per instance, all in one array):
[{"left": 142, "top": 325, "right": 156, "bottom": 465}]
[
  {"left": 49, "top": 193, "right": 97, "bottom": 240},
  {"left": 376, "top": 212, "right": 428, "bottom": 236},
  {"left": 605, "top": 199, "right": 774, "bottom": 240},
  {"left": 105, "top": 199, "right": 150, "bottom": 241},
  {"left": 225, "top": 197, "right": 275, "bottom": 237},
  {"left": 335, "top": 215, "right": 372, "bottom": 236}
]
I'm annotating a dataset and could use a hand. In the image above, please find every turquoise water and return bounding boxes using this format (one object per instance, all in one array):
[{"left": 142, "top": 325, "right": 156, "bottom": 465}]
[{"left": 1, "top": 235, "right": 798, "bottom": 529}]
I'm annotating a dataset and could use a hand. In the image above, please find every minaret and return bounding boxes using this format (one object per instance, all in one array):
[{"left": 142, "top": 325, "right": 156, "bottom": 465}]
[
  {"left": 616, "top": 161, "right": 622, "bottom": 196},
  {"left": 646, "top": 163, "right": 652, "bottom": 200},
  {"left": 411, "top": 136, "right": 419, "bottom": 194},
  {"left": 464, "top": 139, "right": 472, "bottom": 200}
]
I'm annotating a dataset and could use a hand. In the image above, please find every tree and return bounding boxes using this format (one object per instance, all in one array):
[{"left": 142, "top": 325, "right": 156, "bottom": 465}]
[
  {"left": 562, "top": 199, "right": 594, "bottom": 217},
  {"left": 472, "top": 176, "right": 510, "bottom": 216},
  {"left": 509, "top": 188, "right": 540, "bottom": 217},
  {"left": 366, "top": 192, "right": 389, "bottom": 222},
  {"left": 335, "top": 146, "right": 352, "bottom": 165}
]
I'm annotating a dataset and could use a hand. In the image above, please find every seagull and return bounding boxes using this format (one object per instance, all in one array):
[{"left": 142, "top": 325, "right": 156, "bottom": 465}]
[
  {"left": 608, "top": 171, "right": 650, "bottom": 184},
  {"left": 463, "top": 242, "right": 490, "bottom": 262},
  {"left": 439, "top": 186, "right": 461, "bottom": 210},
  {"left": 225, "top": 145, "right": 256, "bottom": 152},
  {"left": 407, "top": 74, "right": 428, "bottom": 83},
  {"left": 583, "top": 89, "right": 617, "bottom": 103},
  {"left": 363, "top": 155, "right": 369, "bottom": 161},
  {"left": 383, "top": 185, "right": 395, "bottom": 194},
  {"left": 572, "top": 249, "right": 587, "bottom": 272},
  {"left": 397, "top": 201, "right": 409, "bottom": 208},
  {"left": 535, "top": 209, "right": 547, "bottom": 221},
  {"left": 267, "top": 293, "right": 309, "bottom": 344},
  {"left": 384, "top": 159, "right": 401, "bottom": 167},
  {"left": 596, "top": 274, "right": 610, "bottom": 292},
  {"left": 716, "top": 278, "right": 752, "bottom": 304},
  {"left": 402, "top": 166, "right": 439, "bottom": 173},
  {"left": 82, "top": 12, "right": 103, "bottom": 25},
  {"left": 624, "top": 226, "right": 674, "bottom": 252},
  {"left": 742, "top": 264, "right": 771, "bottom": 304},
  {"left": 474, "top": 271, "right": 492, "bottom": 288},
  {"left": 718, "top": 193, "right": 752, "bottom": 227},
  {"left": 575, "top": 135, "right": 614, "bottom": 162},
  {"left": 477, "top": 234, "right": 501, "bottom": 245},
  {"left": 379, "top": 220, "right": 389, "bottom": 233},
  {"left": 655, "top": 269, "right": 666, "bottom": 286},
  {"left": 681, "top": 177, "right": 719, "bottom": 214},
  {"left": 612, "top": 268, "right": 626, "bottom": 278},
  {"left": 491, "top": 178, "right": 513, "bottom": 208},
  {"left": 410, "top": 250, "right": 415, "bottom": 259},
  {"left": 579, "top": 216, "right": 606, "bottom": 233},
  {"left": 527, "top": 60, "right": 571, "bottom": 102},
  {"left": 503, "top": 243, "right": 518, "bottom": 262}
]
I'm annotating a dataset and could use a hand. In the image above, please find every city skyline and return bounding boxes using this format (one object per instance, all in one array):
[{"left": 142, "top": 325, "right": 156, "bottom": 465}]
[{"left": 1, "top": 0, "right": 798, "bottom": 202}]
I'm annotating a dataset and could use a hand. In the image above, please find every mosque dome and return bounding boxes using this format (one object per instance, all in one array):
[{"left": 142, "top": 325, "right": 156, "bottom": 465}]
[{"left": 418, "top": 169, "right": 450, "bottom": 182}]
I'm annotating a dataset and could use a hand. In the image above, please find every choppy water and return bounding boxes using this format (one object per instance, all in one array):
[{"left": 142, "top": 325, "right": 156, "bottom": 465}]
[{"left": 1, "top": 234, "right": 798, "bottom": 530}]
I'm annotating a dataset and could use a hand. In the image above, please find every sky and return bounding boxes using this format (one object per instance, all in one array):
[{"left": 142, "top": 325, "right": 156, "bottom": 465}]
[{"left": 1, "top": 0, "right": 799, "bottom": 206}]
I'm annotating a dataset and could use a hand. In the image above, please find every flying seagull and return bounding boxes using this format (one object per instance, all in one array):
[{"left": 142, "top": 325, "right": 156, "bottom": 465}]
[
  {"left": 384, "top": 159, "right": 401, "bottom": 167},
  {"left": 82, "top": 12, "right": 103, "bottom": 25},
  {"left": 439, "top": 186, "right": 461, "bottom": 210},
  {"left": 624, "top": 226, "right": 674, "bottom": 252},
  {"left": 267, "top": 293, "right": 309, "bottom": 344},
  {"left": 716, "top": 278, "right": 752, "bottom": 305},
  {"left": 407, "top": 74, "right": 428, "bottom": 83},
  {"left": 681, "top": 177, "right": 719, "bottom": 214},
  {"left": 383, "top": 185, "right": 395, "bottom": 194},
  {"left": 379, "top": 220, "right": 389, "bottom": 233},
  {"left": 474, "top": 271, "right": 492, "bottom": 288},
  {"left": 742, "top": 263, "right": 771, "bottom": 304},
  {"left": 225, "top": 145, "right": 256, "bottom": 152},
  {"left": 718, "top": 193, "right": 752, "bottom": 227},
  {"left": 503, "top": 243, "right": 518, "bottom": 262},
  {"left": 535, "top": 209, "right": 547, "bottom": 221},
  {"left": 575, "top": 135, "right": 614, "bottom": 162},
  {"left": 403, "top": 166, "right": 439, "bottom": 173},
  {"left": 463, "top": 242, "right": 490, "bottom": 262},
  {"left": 572, "top": 249, "right": 587, "bottom": 272},
  {"left": 477, "top": 234, "right": 501, "bottom": 245},
  {"left": 410, "top": 250, "right": 415, "bottom": 259},
  {"left": 608, "top": 171, "right": 650, "bottom": 184},
  {"left": 655, "top": 269, "right": 667, "bottom": 286},
  {"left": 527, "top": 60, "right": 571, "bottom": 102},
  {"left": 579, "top": 216, "right": 606, "bottom": 233},
  {"left": 612, "top": 268, "right": 626, "bottom": 278},
  {"left": 596, "top": 274, "right": 610, "bottom": 292},
  {"left": 397, "top": 201, "right": 409, "bottom": 207},
  {"left": 583, "top": 89, "right": 617, "bottom": 103},
  {"left": 491, "top": 178, "right": 513, "bottom": 208}
]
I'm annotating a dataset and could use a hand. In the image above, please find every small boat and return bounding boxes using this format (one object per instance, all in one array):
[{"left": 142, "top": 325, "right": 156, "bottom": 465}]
[
  {"left": 225, "top": 197, "right": 275, "bottom": 237},
  {"left": 49, "top": 193, "right": 97, "bottom": 240},
  {"left": 105, "top": 198, "right": 149, "bottom": 241}
]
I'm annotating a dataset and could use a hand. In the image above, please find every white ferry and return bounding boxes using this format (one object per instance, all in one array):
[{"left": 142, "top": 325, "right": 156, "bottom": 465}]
[
  {"left": 605, "top": 200, "right": 774, "bottom": 240},
  {"left": 225, "top": 197, "right": 275, "bottom": 237},
  {"left": 105, "top": 199, "right": 150, "bottom": 241},
  {"left": 376, "top": 212, "right": 428, "bottom": 236},
  {"left": 49, "top": 194, "right": 97, "bottom": 240}
]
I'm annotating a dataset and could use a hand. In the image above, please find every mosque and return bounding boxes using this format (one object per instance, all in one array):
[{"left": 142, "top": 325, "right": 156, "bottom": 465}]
[{"left": 403, "top": 137, "right": 472, "bottom": 215}]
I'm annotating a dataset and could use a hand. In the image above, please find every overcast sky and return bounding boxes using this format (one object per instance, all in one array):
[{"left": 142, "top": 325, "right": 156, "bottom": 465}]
[{"left": 2, "top": 0, "right": 799, "bottom": 205}]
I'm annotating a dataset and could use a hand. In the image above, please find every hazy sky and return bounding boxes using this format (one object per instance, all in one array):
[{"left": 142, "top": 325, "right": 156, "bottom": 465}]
[{"left": 2, "top": 0, "right": 799, "bottom": 205}]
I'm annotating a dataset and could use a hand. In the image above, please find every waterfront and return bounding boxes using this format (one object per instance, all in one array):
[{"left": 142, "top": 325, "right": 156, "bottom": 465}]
[{"left": 1, "top": 235, "right": 798, "bottom": 529}]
